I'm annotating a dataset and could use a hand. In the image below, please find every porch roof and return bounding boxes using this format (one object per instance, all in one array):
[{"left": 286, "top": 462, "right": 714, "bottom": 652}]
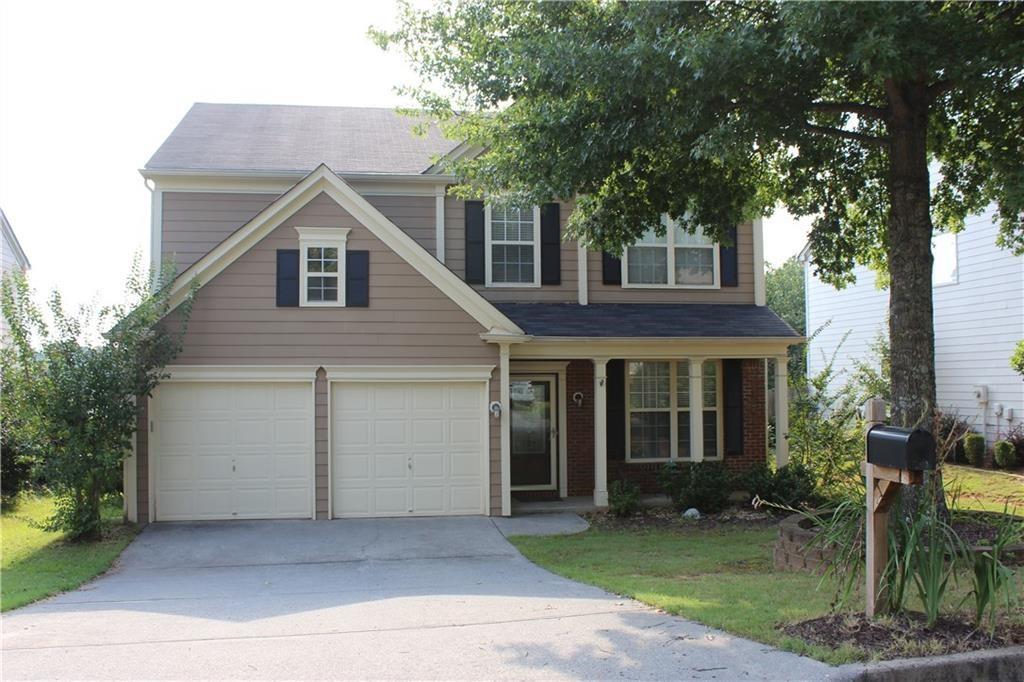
[{"left": 495, "top": 303, "right": 800, "bottom": 339}]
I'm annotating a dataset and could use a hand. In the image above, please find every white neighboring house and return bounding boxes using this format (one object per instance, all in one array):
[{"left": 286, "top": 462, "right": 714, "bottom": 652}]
[
  {"left": 803, "top": 206, "right": 1024, "bottom": 446},
  {"left": 1, "top": 208, "right": 31, "bottom": 345}
]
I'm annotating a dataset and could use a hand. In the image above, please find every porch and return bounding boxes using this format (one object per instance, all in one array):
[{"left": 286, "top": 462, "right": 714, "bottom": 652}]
[{"left": 484, "top": 303, "right": 802, "bottom": 516}]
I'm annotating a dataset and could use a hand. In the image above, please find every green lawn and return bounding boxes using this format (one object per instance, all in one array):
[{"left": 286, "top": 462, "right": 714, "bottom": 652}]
[
  {"left": 946, "top": 464, "right": 1024, "bottom": 514},
  {"left": 1, "top": 494, "right": 137, "bottom": 611},
  {"left": 510, "top": 526, "right": 860, "bottom": 664},
  {"left": 510, "top": 521, "right": 1023, "bottom": 665}
]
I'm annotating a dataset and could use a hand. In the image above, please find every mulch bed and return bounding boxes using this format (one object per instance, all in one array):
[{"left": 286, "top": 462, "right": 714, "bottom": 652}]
[
  {"left": 586, "top": 505, "right": 781, "bottom": 532},
  {"left": 782, "top": 612, "right": 1024, "bottom": 660}
]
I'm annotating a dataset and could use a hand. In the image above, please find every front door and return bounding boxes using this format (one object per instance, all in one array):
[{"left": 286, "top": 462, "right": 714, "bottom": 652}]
[{"left": 510, "top": 375, "right": 558, "bottom": 490}]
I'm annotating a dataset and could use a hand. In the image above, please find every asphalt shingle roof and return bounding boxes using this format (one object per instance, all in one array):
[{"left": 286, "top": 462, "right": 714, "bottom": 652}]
[
  {"left": 496, "top": 303, "right": 801, "bottom": 338},
  {"left": 145, "top": 103, "right": 460, "bottom": 175}
]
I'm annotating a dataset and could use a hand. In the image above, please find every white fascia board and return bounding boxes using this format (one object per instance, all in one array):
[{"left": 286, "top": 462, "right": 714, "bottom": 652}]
[
  {"left": 323, "top": 365, "right": 496, "bottom": 382},
  {"left": 163, "top": 365, "right": 318, "bottom": 382},
  {"left": 162, "top": 164, "right": 524, "bottom": 336}
]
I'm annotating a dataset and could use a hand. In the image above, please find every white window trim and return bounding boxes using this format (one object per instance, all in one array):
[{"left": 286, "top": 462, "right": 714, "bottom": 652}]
[
  {"left": 625, "top": 359, "right": 724, "bottom": 463},
  {"left": 484, "top": 204, "right": 542, "bottom": 288},
  {"left": 622, "top": 218, "right": 721, "bottom": 290},
  {"left": 296, "top": 226, "right": 351, "bottom": 307}
]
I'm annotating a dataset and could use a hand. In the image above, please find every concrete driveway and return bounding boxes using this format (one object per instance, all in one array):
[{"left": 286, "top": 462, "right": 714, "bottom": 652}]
[{"left": 2, "top": 516, "right": 841, "bottom": 680}]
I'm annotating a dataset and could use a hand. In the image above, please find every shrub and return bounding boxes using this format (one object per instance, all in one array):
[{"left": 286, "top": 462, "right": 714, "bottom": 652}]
[
  {"left": 993, "top": 440, "right": 1017, "bottom": 468},
  {"left": 1005, "top": 423, "right": 1024, "bottom": 465},
  {"left": 657, "top": 461, "right": 731, "bottom": 513},
  {"left": 962, "top": 433, "right": 985, "bottom": 466},
  {"left": 934, "top": 410, "right": 972, "bottom": 464},
  {"left": 608, "top": 480, "right": 641, "bottom": 517},
  {"left": 741, "top": 462, "right": 822, "bottom": 509}
]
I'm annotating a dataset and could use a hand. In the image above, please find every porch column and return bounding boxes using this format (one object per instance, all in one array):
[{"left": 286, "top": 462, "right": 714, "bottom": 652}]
[
  {"left": 774, "top": 357, "right": 790, "bottom": 467},
  {"left": 593, "top": 357, "right": 609, "bottom": 507},
  {"left": 500, "top": 344, "right": 512, "bottom": 516},
  {"left": 689, "top": 359, "right": 705, "bottom": 462}
]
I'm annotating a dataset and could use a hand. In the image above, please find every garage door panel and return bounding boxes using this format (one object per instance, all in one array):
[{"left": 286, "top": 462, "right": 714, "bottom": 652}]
[
  {"left": 153, "top": 382, "right": 312, "bottom": 521},
  {"left": 333, "top": 381, "right": 486, "bottom": 518}
]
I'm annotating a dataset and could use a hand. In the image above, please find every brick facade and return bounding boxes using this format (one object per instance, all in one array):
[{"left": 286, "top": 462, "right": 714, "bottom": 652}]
[
  {"left": 727, "top": 359, "right": 768, "bottom": 474},
  {"left": 566, "top": 360, "right": 595, "bottom": 496}
]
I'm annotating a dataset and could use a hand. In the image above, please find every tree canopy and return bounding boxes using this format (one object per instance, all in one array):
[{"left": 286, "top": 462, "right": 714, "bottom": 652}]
[{"left": 376, "top": 0, "right": 1024, "bottom": 428}]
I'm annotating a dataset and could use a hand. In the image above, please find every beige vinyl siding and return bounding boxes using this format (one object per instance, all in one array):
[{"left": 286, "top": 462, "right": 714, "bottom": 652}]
[
  {"left": 162, "top": 192, "right": 277, "bottom": 272},
  {"left": 364, "top": 195, "right": 436, "bottom": 256},
  {"left": 587, "top": 221, "right": 757, "bottom": 304},
  {"left": 315, "top": 369, "right": 329, "bottom": 519},
  {"left": 170, "top": 191, "right": 497, "bottom": 365},
  {"left": 444, "top": 196, "right": 580, "bottom": 303}
]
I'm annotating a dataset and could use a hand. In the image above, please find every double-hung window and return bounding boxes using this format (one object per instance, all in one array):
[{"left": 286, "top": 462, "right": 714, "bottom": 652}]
[
  {"left": 626, "top": 360, "right": 723, "bottom": 461},
  {"left": 295, "top": 227, "right": 350, "bottom": 307},
  {"left": 486, "top": 203, "right": 541, "bottom": 287},
  {"left": 624, "top": 217, "right": 720, "bottom": 288}
]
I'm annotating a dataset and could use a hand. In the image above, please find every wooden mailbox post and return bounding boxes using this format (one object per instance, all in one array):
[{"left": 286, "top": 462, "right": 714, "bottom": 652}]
[{"left": 861, "top": 398, "right": 936, "bottom": 618}]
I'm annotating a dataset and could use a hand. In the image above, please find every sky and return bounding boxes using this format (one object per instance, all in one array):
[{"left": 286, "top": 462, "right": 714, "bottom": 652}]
[{"left": 0, "top": 0, "right": 809, "bottom": 314}]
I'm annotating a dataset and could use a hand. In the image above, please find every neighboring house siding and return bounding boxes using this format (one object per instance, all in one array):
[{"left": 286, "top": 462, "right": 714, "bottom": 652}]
[
  {"left": 933, "top": 214, "right": 1023, "bottom": 443},
  {"left": 169, "top": 191, "right": 497, "bottom": 364},
  {"left": 587, "top": 221, "right": 757, "bottom": 304},
  {"left": 805, "top": 263, "right": 888, "bottom": 383},
  {"left": 806, "top": 209, "right": 1024, "bottom": 444}
]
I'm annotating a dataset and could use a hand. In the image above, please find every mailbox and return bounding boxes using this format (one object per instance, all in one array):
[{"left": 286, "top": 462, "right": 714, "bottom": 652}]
[{"left": 866, "top": 425, "right": 936, "bottom": 471}]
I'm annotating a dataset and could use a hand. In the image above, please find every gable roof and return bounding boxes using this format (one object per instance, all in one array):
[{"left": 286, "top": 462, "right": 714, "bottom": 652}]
[
  {"left": 163, "top": 164, "right": 523, "bottom": 335},
  {"left": 145, "top": 103, "right": 461, "bottom": 175},
  {"left": 1, "top": 208, "right": 30, "bottom": 270},
  {"left": 496, "top": 303, "right": 800, "bottom": 339}
]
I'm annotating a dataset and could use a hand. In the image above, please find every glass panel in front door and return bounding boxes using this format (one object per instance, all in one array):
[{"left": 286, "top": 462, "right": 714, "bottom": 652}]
[{"left": 510, "top": 379, "right": 553, "bottom": 487}]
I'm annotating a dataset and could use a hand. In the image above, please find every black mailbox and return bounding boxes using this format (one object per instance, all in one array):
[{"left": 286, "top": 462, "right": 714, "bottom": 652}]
[{"left": 866, "top": 425, "right": 936, "bottom": 471}]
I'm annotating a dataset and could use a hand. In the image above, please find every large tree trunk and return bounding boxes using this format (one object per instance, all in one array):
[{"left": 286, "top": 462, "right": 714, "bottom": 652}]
[{"left": 884, "top": 80, "right": 946, "bottom": 519}]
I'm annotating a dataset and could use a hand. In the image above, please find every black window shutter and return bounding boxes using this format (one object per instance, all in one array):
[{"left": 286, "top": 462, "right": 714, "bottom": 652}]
[
  {"left": 602, "top": 252, "right": 622, "bottom": 285},
  {"left": 276, "top": 249, "right": 299, "bottom": 307},
  {"left": 723, "top": 359, "right": 744, "bottom": 455},
  {"left": 345, "top": 250, "right": 369, "bottom": 307},
  {"left": 540, "top": 202, "right": 561, "bottom": 285},
  {"left": 721, "top": 225, "right": 739, "bottom": 287},
  {"left": 465, "top": 201, "right": 485, "bottom": 284},
  {"left": 606, "top": 360, "right": 626, "bottom": 460}
]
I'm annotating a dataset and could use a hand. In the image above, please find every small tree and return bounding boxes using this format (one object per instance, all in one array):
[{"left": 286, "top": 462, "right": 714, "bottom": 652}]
[
  {"left": 1012, "top": 340, "right": 1024, "bottom": 378},
  {"left": 1, "top": 260, "right": 193, "bottom": 539},
  {"left": 765, "top": 256, "right": 806, "bottom": 381}
]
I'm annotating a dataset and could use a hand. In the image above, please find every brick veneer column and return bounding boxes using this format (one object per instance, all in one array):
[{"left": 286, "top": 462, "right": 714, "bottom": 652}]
[
  {"left": 566, "top": 360, "right": 595, "bottom": 496},
  {"left": 726, "top": 358, "right": 768, "bottom": 473}
]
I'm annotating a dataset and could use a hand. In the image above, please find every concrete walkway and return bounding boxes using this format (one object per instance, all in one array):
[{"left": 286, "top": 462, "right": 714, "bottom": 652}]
[{"left": 2, "top": 516, "right": 846, "bottom": 680}]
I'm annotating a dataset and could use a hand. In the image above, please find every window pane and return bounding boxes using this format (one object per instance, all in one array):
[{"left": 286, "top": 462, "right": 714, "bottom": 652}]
[
  {"left": 627, "top": 247, "right": 668, "bottom": 284},
  {"left": 307, "top": 247, "right": 322, "bottom": 259},
  {"left": 630, "top": 412, "right": 670, "bottom": 459},
  {"left": 703, "top": 410, "right": 718, "bottom": 458},
  {"left": 628, "top": 361, "right": 670, "bottom": 409},
  {"left": 677, "top": 411, "right": 691, "bottom": 459},
  {"left": 323, "top": 247, "right": 338, "bottom": 259},
  {"left": 676, "top": 360, "right": 690, "bottom": 408},
  {"left": 323, "top": 259, "right": 338, "bottom": 273},
  {"left": 636, "top": 226, "right": 667, "bottom": 246},
  {"left": 673, "top": 224, "right": 712, "bottom": 246},
  {"left": 307, "top": 275, "right": 339, "bottom": 303},
  {"left": 702, "top": 361, "right": 717, "bottom": 408},
  {"left": 322, "top": 287, "right": 338, "bottom": 302},
  {"left": 308, "top": 259, "right": 322, "bottom": 273},
  {"left": 491, "top": 244, "right": 534, "bottom": 283},
  {"left": 491, "top": 204, "right": 534, "bottom": 243},
  {"left": 675, "top": 247, "right": 714, "bottom": 285}
]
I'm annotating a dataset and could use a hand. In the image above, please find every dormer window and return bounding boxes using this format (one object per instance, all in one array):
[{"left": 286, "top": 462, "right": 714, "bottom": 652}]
[
  {"left": 296, "top": 227, "right": 350, "bottom": 307},
  {"left": 485, "top": 203, "right": 541, "bottom": 287},
  {"left": 623, "top": 217, "right": 720, "bottom": 289}
]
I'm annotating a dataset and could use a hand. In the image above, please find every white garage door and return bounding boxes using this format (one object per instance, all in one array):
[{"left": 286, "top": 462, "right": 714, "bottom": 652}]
[
  {"left": 332, "top": 382, "right": 487, "bottom": 517},
  {"left": 152, "top": 382, "right": 313, "bottom": 521}
]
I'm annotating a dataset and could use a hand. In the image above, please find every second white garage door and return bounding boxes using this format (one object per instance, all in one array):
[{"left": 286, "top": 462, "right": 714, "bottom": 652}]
[{"left": 332, "top": 382, "right": 487, "bottom": 517}]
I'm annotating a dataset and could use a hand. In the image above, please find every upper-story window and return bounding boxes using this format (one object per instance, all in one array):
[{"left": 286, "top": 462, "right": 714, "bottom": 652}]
[
  {"left": 623, "top": 217, "right": 720, "bottom": 289},
  {"left": 486, "top": 203, "right": 541, "bottom": 287},
  {"left": 296, "top": 227, "right": 350, "bottom": 307}
]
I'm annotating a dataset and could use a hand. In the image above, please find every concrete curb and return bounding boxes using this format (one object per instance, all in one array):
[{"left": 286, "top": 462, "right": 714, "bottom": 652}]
[{"left": 832, "top": 645, "right": 1024, "bottom": 682}]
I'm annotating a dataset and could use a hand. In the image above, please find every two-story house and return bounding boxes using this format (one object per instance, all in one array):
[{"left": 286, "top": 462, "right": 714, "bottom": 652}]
[{"left": 125, "top": 103, "right": 800, "bottom": 524}]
